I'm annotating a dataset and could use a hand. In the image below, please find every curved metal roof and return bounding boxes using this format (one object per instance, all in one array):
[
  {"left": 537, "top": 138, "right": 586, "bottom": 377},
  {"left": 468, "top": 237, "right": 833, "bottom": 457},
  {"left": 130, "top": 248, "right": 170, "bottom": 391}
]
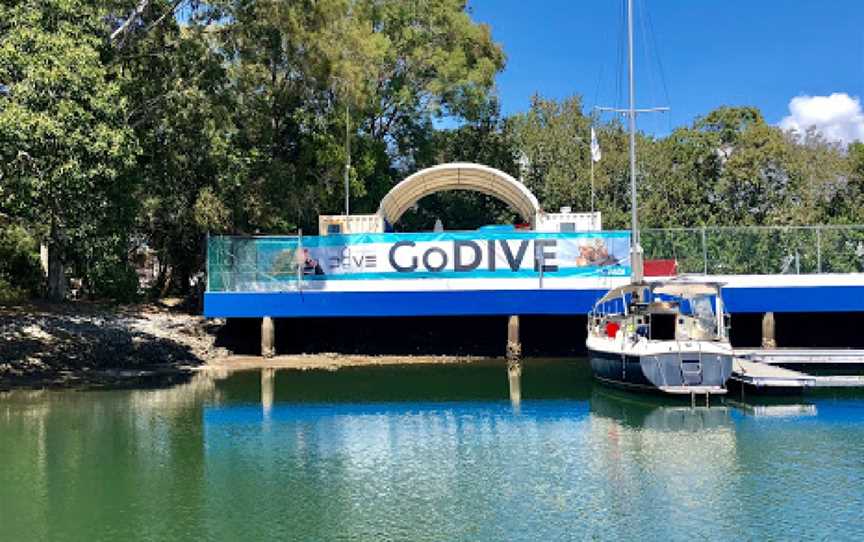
[{"left": 377, "top": 163, "right": 541, "bottom": 225}]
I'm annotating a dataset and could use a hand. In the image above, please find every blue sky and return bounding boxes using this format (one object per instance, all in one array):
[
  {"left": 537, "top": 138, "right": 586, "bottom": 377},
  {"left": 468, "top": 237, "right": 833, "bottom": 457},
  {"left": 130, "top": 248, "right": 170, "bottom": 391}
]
[{"left": 467, "top": 0, "right": 864, "bottom": 142}]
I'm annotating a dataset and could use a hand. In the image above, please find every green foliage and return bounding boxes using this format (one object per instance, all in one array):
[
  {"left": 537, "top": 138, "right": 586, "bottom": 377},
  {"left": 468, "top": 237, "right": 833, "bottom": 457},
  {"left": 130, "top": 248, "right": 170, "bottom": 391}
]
[
  {"left": 399, "top": 99, "right": 519, "bottom": 230},
  {"left": 193, "top": 187, "right": 231, "bottom": 233},
  {"left": 120, "top": 0, "right": 505, "bottom": 292},
  {"left": 0, "top": 0, "right": 138, "bottom": 300},
  {"left": 86, "top": 250, "right": 141, "bottom": 303},
  {"left": 0, "top": 224, "right": 42, "bottom": 302},
  {"left": 2, "top": 0, "right": 864, "bottom": 302}
]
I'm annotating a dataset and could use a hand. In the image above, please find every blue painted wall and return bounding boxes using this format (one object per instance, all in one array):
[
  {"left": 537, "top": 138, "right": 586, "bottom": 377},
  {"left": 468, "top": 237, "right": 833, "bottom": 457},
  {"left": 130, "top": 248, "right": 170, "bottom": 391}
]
[{"left": 204, "top": 284, "right": 864, "bottom": 318}]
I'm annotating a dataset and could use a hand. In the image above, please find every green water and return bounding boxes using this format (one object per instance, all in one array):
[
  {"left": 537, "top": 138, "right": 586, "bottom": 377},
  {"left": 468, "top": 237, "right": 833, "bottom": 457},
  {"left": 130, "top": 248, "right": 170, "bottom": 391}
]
[{"left": 2, "top": 360, "right": 864, "bottom": 541}]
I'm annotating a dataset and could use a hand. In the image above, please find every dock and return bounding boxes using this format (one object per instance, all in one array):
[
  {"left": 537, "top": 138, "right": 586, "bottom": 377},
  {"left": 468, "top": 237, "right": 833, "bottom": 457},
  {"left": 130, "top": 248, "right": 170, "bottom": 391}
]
[
  {"left": 731, "top": 357, "right": 864, "bottom": 390},
  {"left": 735, "top": 348, "right": 864, "bottom": 366}
]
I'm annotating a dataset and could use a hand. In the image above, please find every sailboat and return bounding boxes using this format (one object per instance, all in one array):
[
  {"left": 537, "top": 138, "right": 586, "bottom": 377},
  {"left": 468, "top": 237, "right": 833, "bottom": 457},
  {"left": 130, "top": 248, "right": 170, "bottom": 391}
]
[{"left": 585, "top": 0, "right": 733, "bottom": 397}]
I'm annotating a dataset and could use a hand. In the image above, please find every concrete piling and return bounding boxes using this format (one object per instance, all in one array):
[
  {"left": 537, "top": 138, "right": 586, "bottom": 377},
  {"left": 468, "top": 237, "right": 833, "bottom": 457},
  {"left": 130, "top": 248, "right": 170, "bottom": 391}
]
[
  {"left": 261, "top": 316, "right": 276, "bottom": 358},
  {"left": 762, "top": 312, "right": 776, "bottom": 349}
]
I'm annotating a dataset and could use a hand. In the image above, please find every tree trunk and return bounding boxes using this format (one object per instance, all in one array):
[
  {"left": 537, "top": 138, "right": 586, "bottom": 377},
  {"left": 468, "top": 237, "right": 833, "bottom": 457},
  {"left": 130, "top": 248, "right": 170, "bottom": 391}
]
[
  {"left": 47, "top": 221, "right": 66, "bottom": 302},
  {"left": 159, "top": 264, "right": 173, "bottom": 299}
]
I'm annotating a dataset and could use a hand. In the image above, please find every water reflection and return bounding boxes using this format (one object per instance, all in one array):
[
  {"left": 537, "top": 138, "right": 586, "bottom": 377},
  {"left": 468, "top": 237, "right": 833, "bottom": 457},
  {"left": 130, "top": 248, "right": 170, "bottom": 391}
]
[
  {"left": 3, "top": 362, "right": 864, "bottom": 540},
  {"left": 260, "top": 367, "right": 275, "bottom": 416},
  {"left": 507, "top": 363, "right": 522, "bottom": 411},
  {"left": 590, "top": 387, "right": 733, "bottom": 431},
  {"left": 0, "top": 372, "right": 224, "bottom": 541},
  {"left": 727, "top": 398, "right": 818, "bottom": 418}
]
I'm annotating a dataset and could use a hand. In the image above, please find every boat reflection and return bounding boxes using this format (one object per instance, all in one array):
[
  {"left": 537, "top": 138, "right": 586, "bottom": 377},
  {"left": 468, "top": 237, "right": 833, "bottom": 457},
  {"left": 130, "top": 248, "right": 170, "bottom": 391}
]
[
  {"left": 727, "top": 398, "right": 818, "bottom": 418},
  {"left": 589, "top": 387, "right": 732, "bottom": 431}
]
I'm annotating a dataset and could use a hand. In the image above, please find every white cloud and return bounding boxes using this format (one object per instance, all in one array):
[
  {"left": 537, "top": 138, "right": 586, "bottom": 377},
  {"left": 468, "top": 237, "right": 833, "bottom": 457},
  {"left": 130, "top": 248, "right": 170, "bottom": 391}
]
[{"left": 779, "top": 93, "right": 864, "bottom": 146}]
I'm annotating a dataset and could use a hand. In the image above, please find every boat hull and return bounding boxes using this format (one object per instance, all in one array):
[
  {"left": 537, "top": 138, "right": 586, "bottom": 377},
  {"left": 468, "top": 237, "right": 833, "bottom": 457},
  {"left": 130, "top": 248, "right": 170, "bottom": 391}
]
[{"left": 589, "top": 348, "right": 733, "bottom": 395}]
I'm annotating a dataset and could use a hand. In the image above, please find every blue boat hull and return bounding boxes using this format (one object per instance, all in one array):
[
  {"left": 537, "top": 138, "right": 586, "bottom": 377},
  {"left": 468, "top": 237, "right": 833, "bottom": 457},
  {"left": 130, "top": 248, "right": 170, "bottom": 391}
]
[{"left": 589, "top": 349, "right": 733, "bottom": 394}]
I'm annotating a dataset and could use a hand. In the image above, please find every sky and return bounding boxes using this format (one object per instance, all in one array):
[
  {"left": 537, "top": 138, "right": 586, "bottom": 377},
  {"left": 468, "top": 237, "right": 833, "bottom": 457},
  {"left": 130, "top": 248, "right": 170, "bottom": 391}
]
[{"left": 467, "top": 0, "right": 864, "bottom": 144}]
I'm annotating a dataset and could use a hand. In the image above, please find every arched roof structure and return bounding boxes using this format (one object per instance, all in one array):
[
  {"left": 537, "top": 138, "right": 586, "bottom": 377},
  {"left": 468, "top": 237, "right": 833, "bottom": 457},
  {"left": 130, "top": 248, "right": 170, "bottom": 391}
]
[{"left": 377, "top": 163, "right": 540, "bottom": 226}]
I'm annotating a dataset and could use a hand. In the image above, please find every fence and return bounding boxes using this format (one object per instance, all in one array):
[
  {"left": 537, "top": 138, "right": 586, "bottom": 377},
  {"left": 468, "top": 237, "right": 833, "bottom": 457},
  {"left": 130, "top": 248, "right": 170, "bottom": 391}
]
[
  {"left": 207, "top": 226, "right": 864, "bottom": 292},
  {"left": 207, "top": 235, "right": 303, "bottom": 293},
  {"left": 642, "top": 225, "right": 864, "bottom": 275}
]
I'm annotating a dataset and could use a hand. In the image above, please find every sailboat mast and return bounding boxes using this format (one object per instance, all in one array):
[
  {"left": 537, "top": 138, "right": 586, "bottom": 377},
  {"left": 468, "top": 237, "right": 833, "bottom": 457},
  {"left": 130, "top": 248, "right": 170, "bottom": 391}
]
[{"left": 627, "top": 0, "right": 643, "bottom": 282}]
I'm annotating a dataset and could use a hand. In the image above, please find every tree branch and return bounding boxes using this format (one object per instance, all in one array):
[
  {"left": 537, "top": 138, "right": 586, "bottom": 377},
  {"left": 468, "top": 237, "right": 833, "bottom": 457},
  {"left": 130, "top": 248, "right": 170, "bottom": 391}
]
[
  {"left": 111, "top": 0, "right": 185, "bottom": 48},
  {"left": 110, "top": 0, "right": 150, "bottom": 44},
  {"left": 144, "top": 0, "right": 185, "bottom": 35}
]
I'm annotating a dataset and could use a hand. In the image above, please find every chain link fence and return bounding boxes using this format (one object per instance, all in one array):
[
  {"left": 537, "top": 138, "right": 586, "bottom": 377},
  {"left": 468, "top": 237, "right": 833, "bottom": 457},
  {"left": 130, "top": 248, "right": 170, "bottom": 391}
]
[{"left": 643, "top": 225, "right": 864, "bottom": 275}]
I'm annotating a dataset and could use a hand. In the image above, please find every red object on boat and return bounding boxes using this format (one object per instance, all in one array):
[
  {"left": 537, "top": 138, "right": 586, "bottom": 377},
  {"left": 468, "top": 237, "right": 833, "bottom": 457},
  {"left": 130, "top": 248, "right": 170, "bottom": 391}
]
[
  {"left": 606, "top": 321, "right": 620, "bottom": 338},
  {"left": 644, "top": 259, "right": 677, "bottom": 277}
]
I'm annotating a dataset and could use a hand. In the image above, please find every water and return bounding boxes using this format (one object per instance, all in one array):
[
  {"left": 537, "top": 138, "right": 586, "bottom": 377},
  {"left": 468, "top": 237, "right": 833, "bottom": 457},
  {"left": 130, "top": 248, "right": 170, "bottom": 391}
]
[{"left": 2, "top": 360, "right": 864, "bottom": 541}]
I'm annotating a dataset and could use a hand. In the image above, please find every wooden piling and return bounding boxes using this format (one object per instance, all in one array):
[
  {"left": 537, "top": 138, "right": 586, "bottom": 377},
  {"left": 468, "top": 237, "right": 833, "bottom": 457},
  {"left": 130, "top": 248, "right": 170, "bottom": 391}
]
[
  {"left": 506, "top": 315, "right": 522, "bottom": 408},
  {"left": 506, "top": 315, "right": 521, "bottom": 368}
]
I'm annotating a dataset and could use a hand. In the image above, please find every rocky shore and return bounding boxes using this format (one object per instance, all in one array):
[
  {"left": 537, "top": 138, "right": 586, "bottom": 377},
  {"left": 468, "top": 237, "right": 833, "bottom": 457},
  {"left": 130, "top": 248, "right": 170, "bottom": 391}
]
[
  {"left": 0, "top": 302, "right": 493, "bottom": 390},
  {"left": 0, "top": 302, "right": 228, "bottom": 389}
]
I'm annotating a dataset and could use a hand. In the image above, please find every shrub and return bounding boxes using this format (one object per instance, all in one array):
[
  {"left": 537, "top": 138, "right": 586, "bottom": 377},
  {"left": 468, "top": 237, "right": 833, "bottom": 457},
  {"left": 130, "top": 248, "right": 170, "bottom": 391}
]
[{"left": 0, "top": 224, "right": 42, "bottom": 300}]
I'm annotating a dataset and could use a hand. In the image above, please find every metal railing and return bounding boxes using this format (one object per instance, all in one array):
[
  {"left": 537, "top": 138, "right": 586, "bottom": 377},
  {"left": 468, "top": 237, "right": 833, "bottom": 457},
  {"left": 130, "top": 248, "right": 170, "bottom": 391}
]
[
  {"left": 207, "top": 235, "right": 304, "bottom": 293},
  {"left": 206, "top": 226, "right": 864, "bottom": 292},
  {"left": 642, "top": 225, "right": 864, "bottom": 276}
]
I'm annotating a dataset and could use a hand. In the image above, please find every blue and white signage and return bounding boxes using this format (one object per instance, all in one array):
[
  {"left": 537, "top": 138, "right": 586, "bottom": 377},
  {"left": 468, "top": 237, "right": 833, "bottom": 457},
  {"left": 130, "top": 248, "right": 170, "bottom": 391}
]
[{"left": 263, "top": 231, "right": 631, "bottom": 281}]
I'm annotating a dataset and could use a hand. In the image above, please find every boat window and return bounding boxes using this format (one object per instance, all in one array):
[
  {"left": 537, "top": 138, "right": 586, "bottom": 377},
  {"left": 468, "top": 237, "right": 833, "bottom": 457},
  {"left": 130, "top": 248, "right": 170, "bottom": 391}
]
[
  {"left": 690, "top": 295, "right": 716, "bottom": 331},
  {"left": 650, "top": 313, "right": 676, "bottom": 340}
]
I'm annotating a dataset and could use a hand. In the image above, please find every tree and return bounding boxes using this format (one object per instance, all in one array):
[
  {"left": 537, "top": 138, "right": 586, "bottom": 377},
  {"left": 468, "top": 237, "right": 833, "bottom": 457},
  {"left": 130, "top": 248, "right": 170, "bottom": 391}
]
[
  {"left": 189, "top": 0, "right": 505, "bottom": 234},
  {"left": 509, "top": 95, "right": 635, "bottom": 229},
  {"left": 397, "top": 99, "right": 519, "bottom": 230},
  {"left": 0, "top": 0, "right": 138, "bottom": 300},
  {"left": 113, "top": 5, "right": 235, "bottom": 295}
]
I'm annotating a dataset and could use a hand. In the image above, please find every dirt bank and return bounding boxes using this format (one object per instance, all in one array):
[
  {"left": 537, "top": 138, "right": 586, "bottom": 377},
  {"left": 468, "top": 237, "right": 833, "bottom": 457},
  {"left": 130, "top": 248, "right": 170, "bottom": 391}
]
[
  {"left": 205, "top": 353, "right": 496, "bottom": 373},
  {"left": 0, "top": 302, "right": 500, "bottom": 389},
  {"left": 0, "top": 302, "right": 228, "bottom": 389}
]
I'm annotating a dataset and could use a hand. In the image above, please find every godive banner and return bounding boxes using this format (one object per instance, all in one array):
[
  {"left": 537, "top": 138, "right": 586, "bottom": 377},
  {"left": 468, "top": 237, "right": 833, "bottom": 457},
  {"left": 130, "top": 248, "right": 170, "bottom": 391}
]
[{"left": 259, "top": 231, "right": 631, "bottom": 281}]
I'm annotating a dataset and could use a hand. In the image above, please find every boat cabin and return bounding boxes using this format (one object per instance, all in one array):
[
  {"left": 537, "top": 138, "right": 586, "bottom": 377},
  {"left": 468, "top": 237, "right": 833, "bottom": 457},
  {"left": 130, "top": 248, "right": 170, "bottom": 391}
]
[{"left": 589, "top": 280, "right": 728, "bottom": 343}]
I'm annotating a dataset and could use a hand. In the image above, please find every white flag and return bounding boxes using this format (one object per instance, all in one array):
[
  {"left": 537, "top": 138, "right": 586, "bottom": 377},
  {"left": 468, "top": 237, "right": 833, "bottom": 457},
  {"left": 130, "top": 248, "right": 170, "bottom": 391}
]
[{"left": 590, "top": 127, "right": 601, "bottom": 162}]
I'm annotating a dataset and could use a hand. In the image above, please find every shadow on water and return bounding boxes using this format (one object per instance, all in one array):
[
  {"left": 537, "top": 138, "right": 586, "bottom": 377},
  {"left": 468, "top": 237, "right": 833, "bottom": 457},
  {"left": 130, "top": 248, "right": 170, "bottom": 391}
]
[
  {"left": 206, "top": 359, "right": 835, "bottom": 427},
  {"left": 212, "top": 358, "right": 596, "bottom": 405},
  {"left": 201, "top": 358, "right": 864, "bottom": 429}
]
